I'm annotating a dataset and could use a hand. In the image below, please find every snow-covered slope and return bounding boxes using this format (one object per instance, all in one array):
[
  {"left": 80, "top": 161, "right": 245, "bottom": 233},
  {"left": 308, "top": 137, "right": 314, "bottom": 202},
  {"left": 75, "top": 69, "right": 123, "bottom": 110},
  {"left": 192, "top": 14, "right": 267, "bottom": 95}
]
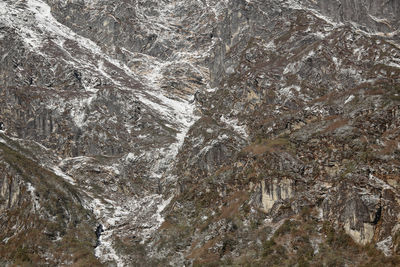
[
  {"left": 1, "top": 0, "right": 400, "bottom": 266},
  {"left": 0, "top": 0, "right": 213, "bottom": 264}
]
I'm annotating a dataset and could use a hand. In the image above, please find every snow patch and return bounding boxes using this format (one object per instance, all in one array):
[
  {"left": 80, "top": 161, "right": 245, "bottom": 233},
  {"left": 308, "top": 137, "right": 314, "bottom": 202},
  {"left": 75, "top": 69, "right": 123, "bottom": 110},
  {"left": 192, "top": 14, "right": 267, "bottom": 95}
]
[
  {"left": 92, "top": 193, "right": 173, "bottom": 265},
  {"left": 125, "top": 152, "right": 137, "bottom": 162},
  {"left": 220, "top": 116, "right": 248, "bottom": 139},
  {"left": 26, "top": 182, "right": 41, "bottom": 211},
  {"left": 283, "top": 62, "right": 301, "bottom": 74},
  {"left": 369, "top": 173, "right": 392, "bottom": 190},
  {"left": 279, "top": 85, "right": 301, "bottom": 98},
  {"left": 376, "top": 236, "right": 393, "bottom": 256},
  {"left": 95, "top": 230, "right": 124, "bottom": 267},
  {"left": 344, "top": 95, "right": 355, "bottom": 104},
  {"left": 51, "top": 166, "right": 76, "bottom": 185}
]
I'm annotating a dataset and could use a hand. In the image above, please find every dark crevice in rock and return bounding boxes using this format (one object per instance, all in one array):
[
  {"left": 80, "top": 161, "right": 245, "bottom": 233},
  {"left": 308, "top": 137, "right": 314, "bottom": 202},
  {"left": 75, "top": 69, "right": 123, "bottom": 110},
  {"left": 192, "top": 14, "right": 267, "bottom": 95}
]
[
  {"left": 73, "top": 70, "right": 82, "bottom": 83},
  {"left": 372, "top": 205, "right": 382, "bottom": 225},
  {"left": 95, "top": 224, "right": 104, "bottom": 248}
]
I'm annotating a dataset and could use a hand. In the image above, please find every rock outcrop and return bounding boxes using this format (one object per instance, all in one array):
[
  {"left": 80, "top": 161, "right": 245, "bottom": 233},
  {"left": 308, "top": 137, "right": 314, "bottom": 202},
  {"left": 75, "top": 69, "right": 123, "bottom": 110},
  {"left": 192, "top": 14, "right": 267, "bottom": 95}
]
[{"left": 1, "top": 0, "right": 400, "bottom": 266}]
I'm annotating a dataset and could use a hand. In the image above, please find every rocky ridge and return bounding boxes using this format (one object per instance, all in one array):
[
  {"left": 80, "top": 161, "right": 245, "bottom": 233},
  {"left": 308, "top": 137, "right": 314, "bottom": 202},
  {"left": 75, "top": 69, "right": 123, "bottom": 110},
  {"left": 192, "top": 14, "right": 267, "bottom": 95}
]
[{"left": 0, "top": 0, "right": 400, "bottom": 266}]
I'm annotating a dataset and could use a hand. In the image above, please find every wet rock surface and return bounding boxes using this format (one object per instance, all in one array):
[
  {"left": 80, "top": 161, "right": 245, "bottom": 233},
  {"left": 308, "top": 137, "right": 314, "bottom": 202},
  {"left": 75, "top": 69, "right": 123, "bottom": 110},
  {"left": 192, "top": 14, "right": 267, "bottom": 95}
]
[{"left": 0, "top": 0, "right": 400, "bottom": 266}]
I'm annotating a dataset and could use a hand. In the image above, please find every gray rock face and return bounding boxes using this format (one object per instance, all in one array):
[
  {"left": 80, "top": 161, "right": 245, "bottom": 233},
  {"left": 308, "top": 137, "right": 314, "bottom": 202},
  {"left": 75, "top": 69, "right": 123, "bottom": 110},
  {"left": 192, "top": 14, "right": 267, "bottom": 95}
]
[
  {"left": 0, "top": 133, "right": 99, "bottom": 265},
  {"left": 310, "top": 0, "right": 400, "bottom": 33},
  {"left": 1, "top": 0, "right": 400, "bottom": 265}
]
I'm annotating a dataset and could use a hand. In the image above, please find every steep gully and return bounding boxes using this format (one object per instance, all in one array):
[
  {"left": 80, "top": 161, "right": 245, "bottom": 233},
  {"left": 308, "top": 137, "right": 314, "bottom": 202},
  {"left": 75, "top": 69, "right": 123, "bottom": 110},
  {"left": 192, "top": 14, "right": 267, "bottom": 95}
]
[{"left": 0, "top": 0, "right": 211, "bottom": 264}]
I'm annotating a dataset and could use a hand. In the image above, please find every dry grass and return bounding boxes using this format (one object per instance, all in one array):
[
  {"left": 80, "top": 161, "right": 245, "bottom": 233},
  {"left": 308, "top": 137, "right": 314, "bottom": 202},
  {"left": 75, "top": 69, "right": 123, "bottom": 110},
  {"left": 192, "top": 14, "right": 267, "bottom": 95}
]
[
  {"left": 378, "top": 138, "right": 400, "bottom": 155},
  {"left": 159, "top": 220, "right": 173, "bottom": 230},
  {"left": 218, "top": 191, "right": 248, "bottom": 220},
  {"left": 323, "top": 118, "right": 349, "bottom": 133},
  {"left": 188, "top": 237, "right": 220, "bottom": 260},
  {"left": 243, "top": 138, "right": 290, "bottom": 155},
  {"left": 0, "top": 142, "right": 99, "bottom": 266}
]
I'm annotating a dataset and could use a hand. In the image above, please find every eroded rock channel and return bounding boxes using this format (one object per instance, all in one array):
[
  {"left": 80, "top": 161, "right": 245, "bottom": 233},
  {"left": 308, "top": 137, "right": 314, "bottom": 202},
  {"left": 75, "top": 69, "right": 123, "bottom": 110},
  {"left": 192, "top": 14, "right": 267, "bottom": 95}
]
[{"left": 1, "top": 0, "right": 400, "bottom": 266}]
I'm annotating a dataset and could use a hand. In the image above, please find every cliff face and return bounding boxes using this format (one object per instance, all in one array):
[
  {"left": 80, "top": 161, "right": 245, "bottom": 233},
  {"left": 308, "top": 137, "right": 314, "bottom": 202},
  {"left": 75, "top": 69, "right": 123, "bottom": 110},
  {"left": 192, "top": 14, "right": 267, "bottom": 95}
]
[
  {"left": 0, "top": 133, "right": 100, "bottom": 266},
  {"left": 309, "top": 0, "right": 400, "bottom": 33},
  {"left": 1, "top": 0, "right": 400, "bottom": 266}
]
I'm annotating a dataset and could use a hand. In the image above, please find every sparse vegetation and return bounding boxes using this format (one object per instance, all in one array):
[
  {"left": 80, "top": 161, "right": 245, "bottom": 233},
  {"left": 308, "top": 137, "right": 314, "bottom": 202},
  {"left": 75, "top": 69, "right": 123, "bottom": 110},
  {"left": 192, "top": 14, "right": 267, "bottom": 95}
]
[
  {"left": 0, "top": 142, "right": 98, "bottom": 265},
  {"left": 243, "top": 138, "right": 290, "bottom": 155}
]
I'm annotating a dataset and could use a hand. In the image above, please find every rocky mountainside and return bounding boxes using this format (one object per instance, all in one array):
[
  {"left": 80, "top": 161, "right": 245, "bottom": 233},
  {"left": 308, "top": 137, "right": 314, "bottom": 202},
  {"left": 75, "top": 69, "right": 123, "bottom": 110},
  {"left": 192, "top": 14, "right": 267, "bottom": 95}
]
[{"left": 0, "top": 0, "right": 399, "bottom": 266}]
